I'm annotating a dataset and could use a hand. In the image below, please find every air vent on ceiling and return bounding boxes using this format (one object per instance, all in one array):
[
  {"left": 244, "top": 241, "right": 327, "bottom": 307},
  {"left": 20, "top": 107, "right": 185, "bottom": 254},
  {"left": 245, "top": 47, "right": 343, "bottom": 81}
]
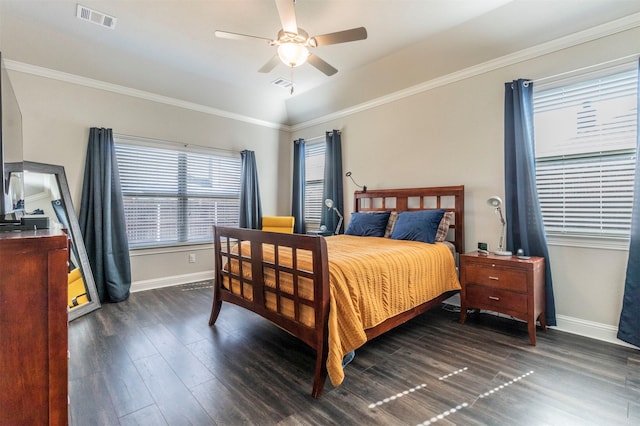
[
  {"left": 271, "top": 77, "right": 294, "bottom": 89},
  {"left": 76, "top": 4, "right": 117, "bottom": 29}
]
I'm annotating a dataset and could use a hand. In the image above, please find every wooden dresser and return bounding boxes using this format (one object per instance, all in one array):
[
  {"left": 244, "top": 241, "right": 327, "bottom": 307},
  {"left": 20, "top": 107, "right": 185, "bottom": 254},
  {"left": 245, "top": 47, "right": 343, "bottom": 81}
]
[
  {"left": 459, "top": 252, "right": 546, "bottom": 345},
  {"left": 0, "top": 230, "right": 69, "bottom": 425}
]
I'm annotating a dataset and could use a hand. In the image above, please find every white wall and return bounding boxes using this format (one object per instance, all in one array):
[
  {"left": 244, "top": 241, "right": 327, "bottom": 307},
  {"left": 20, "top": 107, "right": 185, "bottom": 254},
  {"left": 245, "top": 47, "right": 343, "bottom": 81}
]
[
  {"left": 8, "top": 71, "right": 291, "bottom": 289},
  {"left": 291, "top": 27, "right": 640, "bottom": 346}
]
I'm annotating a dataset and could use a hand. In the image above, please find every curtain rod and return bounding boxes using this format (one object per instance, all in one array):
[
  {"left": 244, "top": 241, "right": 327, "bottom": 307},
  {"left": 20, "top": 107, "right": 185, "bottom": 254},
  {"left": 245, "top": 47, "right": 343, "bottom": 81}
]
[
  {"left": 532, "top": 53, "right": 639, "bottom": 84},
  {"left": 293, "top": 134, "right": 323, "bottom": 144},
  {"left": 113, "top": 133, "right": 238, "bottom": 156},
  {"left": 295, "top": 129, "right": 341, "bottom": 144}
]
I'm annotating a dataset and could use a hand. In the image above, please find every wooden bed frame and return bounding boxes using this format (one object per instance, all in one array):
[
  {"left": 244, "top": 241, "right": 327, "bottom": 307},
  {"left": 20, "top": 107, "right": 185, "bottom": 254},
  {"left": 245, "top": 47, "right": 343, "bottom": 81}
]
[{"left": 209, "top": 185, "right": 465, "bottom": 398}]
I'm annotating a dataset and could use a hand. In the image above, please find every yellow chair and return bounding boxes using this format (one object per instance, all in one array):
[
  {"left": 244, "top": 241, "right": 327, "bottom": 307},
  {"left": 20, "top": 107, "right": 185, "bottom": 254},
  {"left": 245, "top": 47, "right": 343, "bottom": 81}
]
[
  {"left": 262, "top": 216, "right": 295, "bottom": 233},
  {"left": 68, "top": 268, "right": 88, "bottom": 308}
]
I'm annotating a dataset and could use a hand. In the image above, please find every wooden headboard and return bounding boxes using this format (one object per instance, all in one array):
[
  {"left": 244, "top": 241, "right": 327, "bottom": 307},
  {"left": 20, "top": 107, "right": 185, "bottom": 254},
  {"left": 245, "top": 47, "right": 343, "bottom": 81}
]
[{"left": 353, "top": 185, "right": 465, "bottom": 254}]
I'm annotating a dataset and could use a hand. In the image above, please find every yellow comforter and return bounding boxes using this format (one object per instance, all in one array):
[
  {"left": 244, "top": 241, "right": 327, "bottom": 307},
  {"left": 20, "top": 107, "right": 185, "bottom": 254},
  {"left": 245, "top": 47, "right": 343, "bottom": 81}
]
[
  {"left": 324, "top": 235, "right": 460, "bottom": 385},
  {"left": 225, "top": 235, "right": 461, "bottom": 387}
]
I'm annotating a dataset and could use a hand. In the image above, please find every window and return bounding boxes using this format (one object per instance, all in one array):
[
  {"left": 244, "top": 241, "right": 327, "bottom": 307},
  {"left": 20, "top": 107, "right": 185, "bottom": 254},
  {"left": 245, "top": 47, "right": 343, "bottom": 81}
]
[
  {"left": 115, "top": 140, "right": 241, "bottom": 248},
  {"left": 533, "top": 66, "right": 638, "bottom": 238},
  {"left": 304, "top": 141, "right": 325, "bottom": 231}
]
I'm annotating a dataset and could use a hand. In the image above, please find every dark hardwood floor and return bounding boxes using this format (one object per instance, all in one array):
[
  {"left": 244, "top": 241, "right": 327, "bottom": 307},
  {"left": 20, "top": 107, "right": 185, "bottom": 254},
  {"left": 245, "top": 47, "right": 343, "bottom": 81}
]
[{"left": 68, "top": 282, "right": 640, "bottom": 425}]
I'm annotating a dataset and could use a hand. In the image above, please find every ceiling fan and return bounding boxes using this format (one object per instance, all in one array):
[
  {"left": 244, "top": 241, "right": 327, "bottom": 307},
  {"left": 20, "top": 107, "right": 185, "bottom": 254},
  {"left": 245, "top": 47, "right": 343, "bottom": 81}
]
[{"left": 215, "top": 0, "right": 367, "bottom": 77}]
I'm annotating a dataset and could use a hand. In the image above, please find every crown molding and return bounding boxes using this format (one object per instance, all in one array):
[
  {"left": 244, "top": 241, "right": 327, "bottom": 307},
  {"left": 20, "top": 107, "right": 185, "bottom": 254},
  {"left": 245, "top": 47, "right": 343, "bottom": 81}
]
[
  {"left": 3, "top": 59, "right": 291, "bottom": 131},
  {"left": 4, "top": 11, "right": 640, "bottom": 134},
  {"left": 290, "top": 11, "right": 640, "bottom": 132}
]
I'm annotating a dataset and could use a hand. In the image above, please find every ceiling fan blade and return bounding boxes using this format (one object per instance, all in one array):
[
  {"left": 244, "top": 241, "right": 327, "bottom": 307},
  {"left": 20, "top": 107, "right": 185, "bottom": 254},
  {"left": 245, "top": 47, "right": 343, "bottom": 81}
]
[
  {"left": 311, "top": 27, "right": 367, "bottom": 46},
  {"left": 215, "top": 30, "right": 272, "bottom": 44},
  {"left": 258, "top": 55, "right": 281, "bottom": 73},
  {"left": 307, "top": 54, "right": 337, "bottom": 76},
  {"left": 275, "top": 0, "right": 298, "bottom": 34}
]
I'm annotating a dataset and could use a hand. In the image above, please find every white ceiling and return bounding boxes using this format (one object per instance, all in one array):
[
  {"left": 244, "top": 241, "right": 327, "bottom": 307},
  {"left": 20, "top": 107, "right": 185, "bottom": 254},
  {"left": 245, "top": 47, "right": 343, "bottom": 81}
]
[{"left": 2, "top": 0, "right": 640, "bottom": 126}]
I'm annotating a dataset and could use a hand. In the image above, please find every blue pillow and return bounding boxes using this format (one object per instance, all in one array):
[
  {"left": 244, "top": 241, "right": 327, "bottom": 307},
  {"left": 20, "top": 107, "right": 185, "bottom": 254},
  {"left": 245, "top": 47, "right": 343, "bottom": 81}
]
[
  {"left": 345, "top": 211, "right": 391, "bottom": 237},
  {"left": 390, "top": 209, "right": 446, "bottom": 244}
]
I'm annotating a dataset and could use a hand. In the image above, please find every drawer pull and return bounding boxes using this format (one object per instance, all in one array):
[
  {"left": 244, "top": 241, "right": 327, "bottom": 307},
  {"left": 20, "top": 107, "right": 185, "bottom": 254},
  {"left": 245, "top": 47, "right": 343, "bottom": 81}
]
[
  {"left": 489, "top": 276, "right": 499, "bottom": 280},
  {"left": 489, "top": 296, "right": 500, "bottom": 301}
]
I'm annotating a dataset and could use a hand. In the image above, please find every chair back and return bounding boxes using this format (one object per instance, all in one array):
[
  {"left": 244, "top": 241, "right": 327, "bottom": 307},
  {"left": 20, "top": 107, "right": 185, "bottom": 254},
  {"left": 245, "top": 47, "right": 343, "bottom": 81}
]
[{"left": 262, "top": 216, "right": 295, "bottom": 233}]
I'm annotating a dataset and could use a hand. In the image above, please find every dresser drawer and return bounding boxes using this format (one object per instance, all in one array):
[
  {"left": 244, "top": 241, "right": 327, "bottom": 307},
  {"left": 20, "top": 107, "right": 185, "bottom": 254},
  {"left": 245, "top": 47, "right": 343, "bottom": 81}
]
[
  {"left": 466, "top": 284, "right": 528, "bottom": 313},
  {"left": 464, "top": 263, "right": 527, "bottom": 292}
]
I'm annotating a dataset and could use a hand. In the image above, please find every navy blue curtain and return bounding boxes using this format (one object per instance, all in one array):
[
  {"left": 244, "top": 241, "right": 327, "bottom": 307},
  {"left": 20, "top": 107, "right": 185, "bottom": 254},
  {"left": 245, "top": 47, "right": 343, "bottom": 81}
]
[
  {"left": 239, "top": 150, "right": 262, "bottom": 229},
  {"left": 79, "top": 128, "right": 131, "bottom": 303},
  {"left": 321, "top": 130, "right": 344, "bottom": 234},
  {"left": 617, "top": 60, "right": 640, "bottom": 347},
  {"left": 291, "top": 139, "right": 306, "bottom": 234},
  {"left": 504, "top": 80, "right": 556, "bottom": 326}
]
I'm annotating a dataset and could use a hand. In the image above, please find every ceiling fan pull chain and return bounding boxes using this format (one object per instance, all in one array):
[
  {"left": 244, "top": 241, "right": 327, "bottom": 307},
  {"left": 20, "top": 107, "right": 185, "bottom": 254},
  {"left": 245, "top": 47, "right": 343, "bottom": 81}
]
[{"left": 290, "top": 67, "right": 295, "bottom": 95}]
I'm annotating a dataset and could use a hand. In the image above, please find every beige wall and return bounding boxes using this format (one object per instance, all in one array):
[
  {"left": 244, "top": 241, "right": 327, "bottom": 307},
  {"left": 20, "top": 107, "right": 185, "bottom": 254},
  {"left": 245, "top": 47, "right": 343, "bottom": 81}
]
[
  {"left": 8, "top": 71, "right": 291, "bottom": 287},
  {"left": 292, "top": 27, "right": 639, "bottom": 342}
]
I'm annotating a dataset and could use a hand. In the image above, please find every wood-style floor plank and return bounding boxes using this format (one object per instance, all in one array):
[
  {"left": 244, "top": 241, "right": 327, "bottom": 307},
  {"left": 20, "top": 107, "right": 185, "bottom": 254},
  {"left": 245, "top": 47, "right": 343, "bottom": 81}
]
[
  {"left": 118, "top": 404, "right": 169, "bottom": 426},
  {"left": 140, "top": 323, "right": 215, "bottom": 389},
  {"left": 68, "top": 282, "right": 640, "bottom": 425},
  {"left": 69, "top": 372, "right": 121, "bottom": 425},
  {"left": 133, "top": 353, "right": 215, "bottom": 425}
]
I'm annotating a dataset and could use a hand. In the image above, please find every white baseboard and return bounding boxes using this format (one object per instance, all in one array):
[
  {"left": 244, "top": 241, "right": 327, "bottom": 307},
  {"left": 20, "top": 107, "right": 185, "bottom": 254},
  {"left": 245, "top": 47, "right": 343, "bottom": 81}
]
[
  {"left": 444, "top": 294, "right": 637, "bottom": 350},
  {"left": 553, "top": 314, "right": 638, "bottom": 349},
  {"left": 131, "top": 271, "right": 214, "bottom": 293}
]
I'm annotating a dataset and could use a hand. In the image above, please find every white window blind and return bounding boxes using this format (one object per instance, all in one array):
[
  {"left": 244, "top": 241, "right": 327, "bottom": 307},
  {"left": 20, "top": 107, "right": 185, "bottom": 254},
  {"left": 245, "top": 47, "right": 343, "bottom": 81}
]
[
  {"left": 533, "top": 67, "right": 638, "bottom": 237},
  {"left": 304, "top": 141, "right": 325, "bottom": 231},
  {"left": 115, "top": 142, "right": 241, "bottom": 247}
]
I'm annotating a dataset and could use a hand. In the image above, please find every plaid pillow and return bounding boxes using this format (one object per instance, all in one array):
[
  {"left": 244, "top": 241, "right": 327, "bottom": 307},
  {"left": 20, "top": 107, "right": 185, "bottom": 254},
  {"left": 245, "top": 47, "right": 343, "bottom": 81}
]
[
  {"left": 384, "top": 211, "right": 398, "bottom": 238},
  {"left": 435, "top": 211, "right": 454, "bottom": 242}
]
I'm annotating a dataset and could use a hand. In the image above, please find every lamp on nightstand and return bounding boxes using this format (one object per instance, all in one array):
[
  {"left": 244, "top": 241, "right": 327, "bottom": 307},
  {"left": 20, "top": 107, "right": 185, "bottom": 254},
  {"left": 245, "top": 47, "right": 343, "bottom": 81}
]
[
  {"left": 487, "top": 195, "right": 512, "bottom": 256},
  {"left": 324, "top": 199, "right": 343, "bottom": 235}
]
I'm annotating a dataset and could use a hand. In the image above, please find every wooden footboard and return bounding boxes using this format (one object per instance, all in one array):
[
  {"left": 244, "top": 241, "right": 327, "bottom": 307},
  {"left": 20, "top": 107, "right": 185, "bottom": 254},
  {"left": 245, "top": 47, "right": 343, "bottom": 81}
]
[{"left": 209, "top": 226, "right": 331, "bottom": 398}]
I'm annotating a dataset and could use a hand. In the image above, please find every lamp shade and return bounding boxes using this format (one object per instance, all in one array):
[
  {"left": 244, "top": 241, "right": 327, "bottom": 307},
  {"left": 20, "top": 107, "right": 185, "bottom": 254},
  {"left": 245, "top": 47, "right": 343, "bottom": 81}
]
[
  {"left": 325, "top": 199, "right": 334, "bottom": 209},
  {"left": 487, "top": 195, "right": 503, "bottom": 208},
  {"left": 277, "top": 43, "right": 309, "bottom": 67}
]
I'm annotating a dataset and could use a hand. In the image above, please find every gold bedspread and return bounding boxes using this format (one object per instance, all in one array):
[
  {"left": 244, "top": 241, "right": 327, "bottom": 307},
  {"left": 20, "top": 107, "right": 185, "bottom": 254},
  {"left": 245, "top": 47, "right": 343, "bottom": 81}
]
[{"left": 223, "top": 235, "right": 461, "bottom": 387}]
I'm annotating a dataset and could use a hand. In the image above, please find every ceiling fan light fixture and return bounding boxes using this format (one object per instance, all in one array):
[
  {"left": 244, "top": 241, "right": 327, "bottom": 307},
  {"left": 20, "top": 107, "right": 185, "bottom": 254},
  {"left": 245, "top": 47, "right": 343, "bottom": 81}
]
[
  {"left": 277, "top": 42, "right": 309, "bottom": 67},
  {"left": 216, "top": 1, "right": 367, "bottom": 76}
]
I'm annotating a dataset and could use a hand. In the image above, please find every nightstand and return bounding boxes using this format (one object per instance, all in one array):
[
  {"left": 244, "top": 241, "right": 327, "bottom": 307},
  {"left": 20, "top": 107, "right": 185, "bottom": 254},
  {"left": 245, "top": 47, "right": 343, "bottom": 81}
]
[{"left": 459, "top": 252, "right": 546, "bottom": 345}]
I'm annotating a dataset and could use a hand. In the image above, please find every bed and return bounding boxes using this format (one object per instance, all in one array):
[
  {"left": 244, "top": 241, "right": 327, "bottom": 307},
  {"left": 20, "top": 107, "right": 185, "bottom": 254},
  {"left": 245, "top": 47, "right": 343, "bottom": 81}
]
[{"left": 209, "top": 185, "right": 465, "bottom": 398}]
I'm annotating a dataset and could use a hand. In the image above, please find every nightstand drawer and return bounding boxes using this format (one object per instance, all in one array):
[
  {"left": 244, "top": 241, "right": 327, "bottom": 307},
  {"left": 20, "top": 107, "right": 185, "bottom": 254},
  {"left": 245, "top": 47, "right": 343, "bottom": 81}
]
[
  {"left": 466, "top": 284, "right": 527, "bottom": 313},
  {"left": 464, "top": 263, "right": 527, "bottom": 292}
]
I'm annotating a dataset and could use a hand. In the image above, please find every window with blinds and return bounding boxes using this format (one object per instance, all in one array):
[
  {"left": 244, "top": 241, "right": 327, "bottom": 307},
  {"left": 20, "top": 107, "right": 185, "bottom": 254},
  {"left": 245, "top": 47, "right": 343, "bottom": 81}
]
[
  {"left": 304, "top": 141, "right": 325, "bottom": 231},
  {"left": 115, "top": 141, "right": 241, "bottom": 247},
  {"left": 533, "top": 66, "right": 638, "bottom": 238}
]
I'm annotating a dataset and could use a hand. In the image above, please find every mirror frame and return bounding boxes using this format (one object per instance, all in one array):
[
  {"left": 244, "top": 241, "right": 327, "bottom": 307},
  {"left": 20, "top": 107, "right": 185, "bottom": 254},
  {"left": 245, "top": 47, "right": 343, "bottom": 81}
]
[{"left": 7, "top": 161, "right": 101, "bottom": 320}]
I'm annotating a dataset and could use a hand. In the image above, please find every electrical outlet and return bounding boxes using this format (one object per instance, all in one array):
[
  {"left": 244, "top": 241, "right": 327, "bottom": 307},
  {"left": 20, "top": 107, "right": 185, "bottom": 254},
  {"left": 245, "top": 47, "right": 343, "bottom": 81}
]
[
  {"left": 188, "top": 253, "right": 196, "bottom": 263},
  {"left": 478, "top": 242, "right": 488, "bottom": 251}
]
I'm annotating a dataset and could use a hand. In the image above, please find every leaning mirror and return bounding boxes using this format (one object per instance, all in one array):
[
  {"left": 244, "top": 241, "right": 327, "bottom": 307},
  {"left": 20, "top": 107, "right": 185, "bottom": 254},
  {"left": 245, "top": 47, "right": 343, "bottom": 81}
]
[{"left": 7, "top": 161, "right": 101, "bottom": 320}]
